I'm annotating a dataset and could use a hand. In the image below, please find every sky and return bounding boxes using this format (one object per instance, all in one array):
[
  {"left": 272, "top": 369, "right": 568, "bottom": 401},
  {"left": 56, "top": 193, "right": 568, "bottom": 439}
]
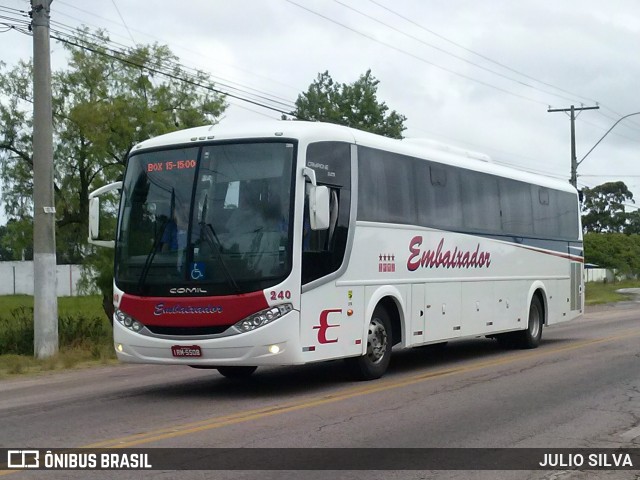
[{"left": 1, "top": 0, "right": 640, "bottom": 221}]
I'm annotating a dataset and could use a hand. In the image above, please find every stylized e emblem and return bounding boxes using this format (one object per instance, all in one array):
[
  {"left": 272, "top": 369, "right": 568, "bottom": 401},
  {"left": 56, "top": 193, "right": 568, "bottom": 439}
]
[{"left": 313, "top": 309, "right": 342, "bottom": 344}]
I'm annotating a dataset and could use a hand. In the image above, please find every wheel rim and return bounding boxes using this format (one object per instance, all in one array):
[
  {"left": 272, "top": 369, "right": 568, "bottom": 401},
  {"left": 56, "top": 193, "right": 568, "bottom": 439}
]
[
  {"left": 529, "top": 302, "right": 541, "bottom": 338},
  {"left": 366, "top": 318, "right": 388, "bottom": 364}
]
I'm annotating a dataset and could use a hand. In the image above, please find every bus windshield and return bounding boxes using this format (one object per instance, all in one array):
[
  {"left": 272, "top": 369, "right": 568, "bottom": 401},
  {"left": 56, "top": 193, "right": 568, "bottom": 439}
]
[{"left": 115, "top": 141, "right": 295, "bottom": 296}]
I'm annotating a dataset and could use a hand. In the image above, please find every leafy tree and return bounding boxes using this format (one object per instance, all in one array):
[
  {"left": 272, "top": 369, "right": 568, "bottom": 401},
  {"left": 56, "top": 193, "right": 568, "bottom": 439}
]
[
  {"left": 0, "top": 28, "right": 226, "bottom": 315},
  {"left": 624, "top": 210, "right": 640, "bottom": 235},
  {"left": 1, "top": 29, "right": 226, "bottom": 260},
  {"left": 0, "top": 224, "right": 16, "bottom": 260},
  {"left": 584, "top": 232, "right": 640, "bottom": 275},
  {"left": 581, "top": 181, "right": 633, "bottom": 233},
  {"left": 293, "top": 70, "right": 406, "bottom": 139},
  {"left": 0, "top": 218, "right": 33, "bottom": 261}
]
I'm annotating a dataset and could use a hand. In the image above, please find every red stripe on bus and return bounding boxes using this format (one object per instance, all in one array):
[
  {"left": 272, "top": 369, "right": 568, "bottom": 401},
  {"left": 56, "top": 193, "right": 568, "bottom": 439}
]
[
  {"left": 118, "top": 291, "right": 269, "bottom": 327},
  {"left": 516, "top": 244, "right": 584, "bottom": 263}
]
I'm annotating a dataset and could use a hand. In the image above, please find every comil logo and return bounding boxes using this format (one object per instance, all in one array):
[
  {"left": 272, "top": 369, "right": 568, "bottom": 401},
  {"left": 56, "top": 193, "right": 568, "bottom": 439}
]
[
  {"left": 169, "top": 287, "right": 208, "bottom": 294},
  {"left": 7, "top": 450, "right": 40, "bottom": 468}
]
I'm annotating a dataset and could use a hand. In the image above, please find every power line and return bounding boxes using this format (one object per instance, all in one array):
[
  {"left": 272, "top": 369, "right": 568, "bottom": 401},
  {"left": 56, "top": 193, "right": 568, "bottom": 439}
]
[
  {"left": 5, "top": 18, "right": 299, "bottom": 118},
  {"left": 333, "top": 0, "right": 582, "bottom": 105},
  {"left": 577, "top": 116, "right": 640, "bottom": 145},
  {"left": 110, "top": 0, "right": 135, "bottom": 45},
  {"left": 596, "top": 109, "right": 640, "bottom": 135},
  {"left": 548, "top": 104, "right": 600, "bottom": 187},
  {"left": 48, "top": 20, "right": 298, "bottom": 112},
  {"left": 365, "top": 0, "right": 601, "bottom": 107},
  {"left": 581, "top": 175, "right": 640, "bottom": 178},
  {"left": 39, "top": 2, "right": 640, "bottom": 144},
  {"left": 7, "top": 19, "right": 629, "bottom": 185},
  {"left": 3, "top": 3, "right": 638, "bottom": 189},
  {"left": 365, "top": 0, "right": 640, "bottom": 135},
  {"left": 54, "top": 0, "right": 301, "bottom": 96},
  {"left": 47, "top": 30, "right": 299, "bottom": 117},
  {"left": 284, "top": 0, "right": 549, "bottom": 107}
]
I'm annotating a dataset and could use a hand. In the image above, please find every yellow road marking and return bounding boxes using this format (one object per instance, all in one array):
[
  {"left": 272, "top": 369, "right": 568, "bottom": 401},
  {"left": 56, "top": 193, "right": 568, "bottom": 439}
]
[
  {"left": 1, "top": 328, "right": 638, "bottom": 476},
  {"left": 86, "top": 329, "right": 640, "bottom": 448}
]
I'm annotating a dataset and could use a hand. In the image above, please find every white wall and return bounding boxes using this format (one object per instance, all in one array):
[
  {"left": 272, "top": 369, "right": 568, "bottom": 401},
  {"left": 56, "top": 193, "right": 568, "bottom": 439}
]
[
  {"left": 584, "top": 268, "right": 615, "bottom": 283},
  {"left": 0, "top": 261, "right": 85, "bottom": 296}
]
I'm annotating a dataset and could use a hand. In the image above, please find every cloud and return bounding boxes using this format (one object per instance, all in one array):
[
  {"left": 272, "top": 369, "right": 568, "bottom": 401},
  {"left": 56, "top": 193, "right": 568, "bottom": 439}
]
[{"left": 1, "top": 0, "right": 639, "bottom": 202}]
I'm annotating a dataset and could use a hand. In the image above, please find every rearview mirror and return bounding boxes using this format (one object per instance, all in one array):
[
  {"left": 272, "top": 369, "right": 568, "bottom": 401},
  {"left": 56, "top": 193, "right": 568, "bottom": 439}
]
[
  {"left": 309, "top": 185, "right": 330, "bottom": 231},
  {"left": 89, "top": 197, "right": 100, "bottom": 240},
  {"left": 88, "top": 181, "right": 122, "bottom": 248}
]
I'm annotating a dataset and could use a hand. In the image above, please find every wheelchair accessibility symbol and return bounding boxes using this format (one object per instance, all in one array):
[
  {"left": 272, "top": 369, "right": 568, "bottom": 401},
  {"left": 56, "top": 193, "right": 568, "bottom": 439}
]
[{"left": 190, "top": 262, "right": 205, "bottom": 280}]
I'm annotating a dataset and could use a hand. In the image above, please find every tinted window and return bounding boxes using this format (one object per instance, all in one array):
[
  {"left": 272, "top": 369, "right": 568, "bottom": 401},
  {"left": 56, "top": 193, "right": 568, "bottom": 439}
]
[
  {"left": 115, "top": 142, "right": 295, "bottom": 296},
  {"left": 532, "top": 186, "right": 558, "bottom": 237},
  {"left": 306, "top": 142, "right": 350, "bottom": 187},
  {"left": 302, "top": 142, "right": 352, "bottom": 285},
  {"left": 356, "top": 145, "right": 579, "bottom": 240},
  {"left": 358, "top": 147, "right": 416, "bottom": 224},
  {"left": 557, "top": 190, "right": 580, "bottom": 239},
  {"left": 499, "top": 179, "right": 533, "bottom": 235},
  {"left": 421, "top": 164, "right": 462, "bottom": 229},
  {"left": 461, "top": 170, "right": 501, "bottom": 233}
]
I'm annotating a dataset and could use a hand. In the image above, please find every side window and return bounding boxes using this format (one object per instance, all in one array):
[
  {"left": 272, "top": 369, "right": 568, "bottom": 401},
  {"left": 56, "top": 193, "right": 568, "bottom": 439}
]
[
  {"left": 357, "top": 148, "right": 386, "bottom": 221},
  {"left": 556, "top": 190, "right": 580, "bottom": 239},
  {"left": 532, "top": 186, "right": 559, "bottom": 237},
  {"left": 357, "top": 146, "right": 416, "bottom": 224},
  {"left": 420, "top": 163, "right": 462, "bottom": 230},
  {"left": 302, "top": 142, "right": 351, "bottom": 285},
  {"left": 499, "top": 179, "right": 533, "bottom": 236},
  {"left": 460, "top": 170, "right": 501, "bottom": 233}
]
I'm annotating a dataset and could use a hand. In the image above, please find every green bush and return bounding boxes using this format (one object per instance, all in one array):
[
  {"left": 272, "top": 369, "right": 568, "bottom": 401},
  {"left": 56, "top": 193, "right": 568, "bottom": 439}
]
[
  {"left": 0, "top": 306, "right": 111, "bottom": 356},
  {"left": 0, "top": 306, "right": 33, "bottom": 355}
]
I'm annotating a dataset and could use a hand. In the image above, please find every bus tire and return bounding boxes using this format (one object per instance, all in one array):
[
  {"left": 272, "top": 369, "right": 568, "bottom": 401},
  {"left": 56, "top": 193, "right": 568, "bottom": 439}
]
[
  {"left": 514, "top": 295, "right": 544, "bottom": 349},
  {"left": 217, "top": 366, "right": 257, "bottom": 379},
  {"left": 345, "top": 305, "right": 392, "bottom": 381}
]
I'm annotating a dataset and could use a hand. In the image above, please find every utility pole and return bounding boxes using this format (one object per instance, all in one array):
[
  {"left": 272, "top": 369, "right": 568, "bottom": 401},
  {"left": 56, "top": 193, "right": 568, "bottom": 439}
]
[
  {"left": 31, "top": 0, "right": 58, "bottom": 358},
  {"left": 547, "top": 104, "right": 600, "bottom": 187}
]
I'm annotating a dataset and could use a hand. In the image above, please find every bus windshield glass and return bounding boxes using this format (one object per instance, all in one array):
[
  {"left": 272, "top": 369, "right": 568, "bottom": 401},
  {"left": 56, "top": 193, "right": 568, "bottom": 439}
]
[{"left": 115, "top": 141, "right": 295, "bottom": 296}]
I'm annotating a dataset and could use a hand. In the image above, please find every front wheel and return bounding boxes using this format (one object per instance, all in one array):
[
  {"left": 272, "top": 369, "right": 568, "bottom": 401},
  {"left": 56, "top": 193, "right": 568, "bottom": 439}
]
[
  {"left": 345, "top": 306, "right": 392, "bottom": 381},
  {"left": 217, "top": 366, "right": 257, "bottom": 379}
]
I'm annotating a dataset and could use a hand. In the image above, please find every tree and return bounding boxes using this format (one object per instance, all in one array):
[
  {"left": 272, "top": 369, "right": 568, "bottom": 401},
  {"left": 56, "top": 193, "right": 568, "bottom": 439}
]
[
  {"left": 624, "top": 210, "right": 640, "bottom": 235},
  {"left": 0, "top": 218, "right": 33, "bottom": 261},
  {"left": 581, "top": 181, "right": 633, "bottom": 233},
  {"left": 0, "top": 29, "right": 226, "bottom": 263},
  {"left": 293, "top": 70, "right": 406, "bottom": 139},
  {"left": 0, "top": 224, "right": 16, "bottom": 260},
  {"left": 584, "top": 232, "right": 640, "bottom": 276},
  {"left": 0, "top": 28, "right": 226, "bottom": 316}
]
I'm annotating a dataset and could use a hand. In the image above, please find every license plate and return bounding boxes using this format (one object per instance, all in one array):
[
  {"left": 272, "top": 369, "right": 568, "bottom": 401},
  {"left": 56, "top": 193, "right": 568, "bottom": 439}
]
[{"left": 171, "top": 345, "right": 202, "bottom": 357}]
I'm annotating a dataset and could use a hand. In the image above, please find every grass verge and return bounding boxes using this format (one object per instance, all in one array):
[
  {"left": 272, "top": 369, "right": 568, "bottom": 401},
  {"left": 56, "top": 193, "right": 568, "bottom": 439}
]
[
  {"left": 2, "top": 281, "right": 639, "bottom": 377},
  {"left": 0, "top": 295, "right": 116, "bottom": 378},
  {"left": 584, "top": 279, "right": 640, "bottom": 305}
]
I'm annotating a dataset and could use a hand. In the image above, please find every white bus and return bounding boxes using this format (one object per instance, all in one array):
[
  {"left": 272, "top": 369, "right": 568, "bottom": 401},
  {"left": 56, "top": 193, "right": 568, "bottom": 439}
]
[{"left": 89, "top": 121, "right": 583, "bottom": 380}]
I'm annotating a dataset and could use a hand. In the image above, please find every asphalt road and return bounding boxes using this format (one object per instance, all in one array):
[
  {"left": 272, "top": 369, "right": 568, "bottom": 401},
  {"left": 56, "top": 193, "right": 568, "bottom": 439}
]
[{"left": 1, "top": 301, "right": 639, "bottom": 480}]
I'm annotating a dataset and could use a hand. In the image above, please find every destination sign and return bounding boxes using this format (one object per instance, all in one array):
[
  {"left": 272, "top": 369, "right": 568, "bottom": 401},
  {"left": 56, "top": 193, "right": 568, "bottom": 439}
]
[{"left": 147, "top": 159, "right": 196, "bottom": 172}]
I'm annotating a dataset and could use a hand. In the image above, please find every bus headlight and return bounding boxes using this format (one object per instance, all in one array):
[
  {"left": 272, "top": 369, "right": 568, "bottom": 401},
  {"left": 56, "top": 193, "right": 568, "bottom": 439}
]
[
  {"left": 114, "top": 308, "right": 144, "bottom": 333},
  {"left": 234, "top": 304, "right": 293, "bottom": 332}
]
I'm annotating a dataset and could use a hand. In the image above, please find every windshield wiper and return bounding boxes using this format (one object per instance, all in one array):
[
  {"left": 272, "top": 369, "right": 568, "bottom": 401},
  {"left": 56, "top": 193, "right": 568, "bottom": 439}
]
[
  {"left": 200, "top": 222, "right": 240, "bottom": 293},
  {"left": 137, "top": 217, "right": 168, "bottom": 293}
]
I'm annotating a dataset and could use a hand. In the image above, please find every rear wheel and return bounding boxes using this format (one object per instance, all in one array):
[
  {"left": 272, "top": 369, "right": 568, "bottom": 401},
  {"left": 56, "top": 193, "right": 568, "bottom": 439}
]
[
  {"left": 217, "top": 366, "right": 257, "bottom": 379},
  {"left": 513, "top": 295, "right": 544, "bottom": 348},
  {"left": 345, "top": 305, "right": 392, "bottom": 380}
]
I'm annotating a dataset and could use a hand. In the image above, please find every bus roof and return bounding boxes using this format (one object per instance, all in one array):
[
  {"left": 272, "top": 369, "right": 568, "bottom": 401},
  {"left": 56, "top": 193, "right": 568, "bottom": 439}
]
[{"left": 132, "top": 120, "right": 577, "bottom": 195}]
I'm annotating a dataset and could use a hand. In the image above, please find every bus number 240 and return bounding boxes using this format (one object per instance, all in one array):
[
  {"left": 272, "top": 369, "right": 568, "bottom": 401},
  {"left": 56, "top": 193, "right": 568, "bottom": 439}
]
[{"left": 270, "top": 290, "right": 291, "bottom": 301}]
